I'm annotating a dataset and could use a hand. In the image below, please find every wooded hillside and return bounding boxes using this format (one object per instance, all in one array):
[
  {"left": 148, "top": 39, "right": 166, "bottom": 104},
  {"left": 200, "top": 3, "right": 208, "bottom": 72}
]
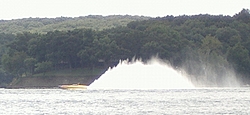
[
  {"left": 0, "top": 15, "right": 150, "bottom": 34},
  {"left": 1, "top": 9, "right": 250, "bottom": 86}
]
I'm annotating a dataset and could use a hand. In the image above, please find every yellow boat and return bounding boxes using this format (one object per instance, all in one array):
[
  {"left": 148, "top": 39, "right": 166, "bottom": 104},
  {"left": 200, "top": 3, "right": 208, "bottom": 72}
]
[{"left": 59, "top": 84, "right": 87, "bottom": 90}]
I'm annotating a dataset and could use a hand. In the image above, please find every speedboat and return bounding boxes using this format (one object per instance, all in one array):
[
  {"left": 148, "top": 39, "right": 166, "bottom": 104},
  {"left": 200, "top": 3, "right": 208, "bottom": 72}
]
[{"left": 59, "top": 84, "right": 87, "bottom": 90}]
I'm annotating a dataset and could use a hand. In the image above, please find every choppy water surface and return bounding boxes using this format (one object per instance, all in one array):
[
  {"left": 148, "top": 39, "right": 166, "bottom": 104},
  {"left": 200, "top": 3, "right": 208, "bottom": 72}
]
[{"left": 1, "top": 88, "right": 250, "bottom": 114}]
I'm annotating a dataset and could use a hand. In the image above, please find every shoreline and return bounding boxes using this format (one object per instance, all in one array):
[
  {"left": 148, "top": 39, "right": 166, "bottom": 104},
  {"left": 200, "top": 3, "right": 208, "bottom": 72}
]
[{"left": 4, "top": 86, "right": 59, "bottom": 89}]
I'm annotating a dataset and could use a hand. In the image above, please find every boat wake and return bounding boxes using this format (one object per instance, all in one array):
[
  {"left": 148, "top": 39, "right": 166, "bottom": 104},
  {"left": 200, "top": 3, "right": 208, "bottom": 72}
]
[{"left": 88, "top": 58, "right": 194, "bottom": 89}]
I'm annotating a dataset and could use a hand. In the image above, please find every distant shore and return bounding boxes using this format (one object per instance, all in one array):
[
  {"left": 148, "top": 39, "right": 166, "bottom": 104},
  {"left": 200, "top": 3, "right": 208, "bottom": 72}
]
[{"left": 5, "top": 75, "right": 98, "bottom": 89}]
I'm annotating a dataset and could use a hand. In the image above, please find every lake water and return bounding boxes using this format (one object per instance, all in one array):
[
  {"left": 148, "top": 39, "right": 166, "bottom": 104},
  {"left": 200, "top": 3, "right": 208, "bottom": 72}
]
[{"left": 1, "top": 88, "right": 250, "bottom": 115}]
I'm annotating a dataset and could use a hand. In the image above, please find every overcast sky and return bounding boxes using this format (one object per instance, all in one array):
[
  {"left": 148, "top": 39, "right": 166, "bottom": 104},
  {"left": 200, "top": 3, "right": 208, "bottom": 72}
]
[{"left": 0, "top": 0, "right": 249, "bottom": 20}]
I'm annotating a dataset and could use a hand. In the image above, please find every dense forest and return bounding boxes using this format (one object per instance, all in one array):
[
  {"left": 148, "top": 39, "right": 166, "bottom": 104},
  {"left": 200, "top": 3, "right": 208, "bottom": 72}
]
[
  {"left": 0, "top": 9, "right": 250, "bottom": 86},
  {"left": 0, "top": 15, "right": 149, "bottom": 34}
]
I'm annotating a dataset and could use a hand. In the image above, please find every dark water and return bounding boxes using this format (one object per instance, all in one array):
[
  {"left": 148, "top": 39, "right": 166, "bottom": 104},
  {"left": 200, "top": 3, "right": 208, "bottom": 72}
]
[{"left": 1, "top": 88, "right": 250, "bottom": 114}]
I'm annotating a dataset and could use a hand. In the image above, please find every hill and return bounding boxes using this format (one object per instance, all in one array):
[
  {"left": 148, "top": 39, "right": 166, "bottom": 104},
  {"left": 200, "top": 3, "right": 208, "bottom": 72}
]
[{"left": 0, "top": 15, "right": 150, "bottom": 34}]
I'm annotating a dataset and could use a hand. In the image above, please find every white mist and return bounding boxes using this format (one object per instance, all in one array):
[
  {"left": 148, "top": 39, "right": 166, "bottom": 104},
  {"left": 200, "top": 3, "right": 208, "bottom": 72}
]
[{"left": 89, "top": 58, "right": 194, "bottom": 89}]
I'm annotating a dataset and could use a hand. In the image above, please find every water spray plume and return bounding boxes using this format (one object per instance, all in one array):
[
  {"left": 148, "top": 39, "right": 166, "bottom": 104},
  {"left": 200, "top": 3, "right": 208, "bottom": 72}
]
[
  {"left": 181, "top": 51, "right": 242, "bottom": 87},
  {"left": 89, "top": 58, "right": 194, "bottom": 89}
]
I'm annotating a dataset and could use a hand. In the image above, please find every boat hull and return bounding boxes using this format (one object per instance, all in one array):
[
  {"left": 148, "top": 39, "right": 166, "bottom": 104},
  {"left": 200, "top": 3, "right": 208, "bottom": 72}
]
[{"left": 59, "top": 84, "right": 87, "bottom": 90}]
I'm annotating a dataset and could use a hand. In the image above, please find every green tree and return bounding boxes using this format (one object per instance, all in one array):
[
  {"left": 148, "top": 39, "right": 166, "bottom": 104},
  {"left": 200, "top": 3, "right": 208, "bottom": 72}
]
[
  {"left": 234, "top": 9, "right": 250, "bottom": 23},
  {"left": 141, "top": 25, "right": 185, "bottom": 65},
  {"left": 215, "top": 27, "right": 241, "bottom": 46},
  {"left": 1, "top": 52, "right": 27, "bottom": 77},
  {"left": 93, "top": 36, "right": 120, "bottom": 66},
  {"left": 7, "top": 32, "right": 38, "bottom": 53},
  {"left": 77, "top": 29, "right": 98, "bottom": 68},
  {"left": 200, "top": 35, "right": 222, "bottom": 56},
  {"left": 27, "top": 34, "right": 49, "bottom": 63},
  {"left": 24, "top": 58, "right": 37, "bottom": 76},
  {"left": 35, "top": 61, "right": 53, "bottom": 75},
  {"left": 227, "top": 43, "right": 250, "bottom": 73}
]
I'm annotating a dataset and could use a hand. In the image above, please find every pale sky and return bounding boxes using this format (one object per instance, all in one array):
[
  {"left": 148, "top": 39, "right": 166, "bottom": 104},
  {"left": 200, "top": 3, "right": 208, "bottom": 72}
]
[{"left": 0, "top": 0, "right": 249, "bottom": 20}]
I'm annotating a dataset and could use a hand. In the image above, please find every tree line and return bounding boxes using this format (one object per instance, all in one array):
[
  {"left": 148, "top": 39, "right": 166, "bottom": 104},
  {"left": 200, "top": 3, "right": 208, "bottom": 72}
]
[
  {"left": 0, "top": 9, "right": 250, "bottom": 86},
  {"left": 0, "top": 15, "right": 149, "bottom": 34}
]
